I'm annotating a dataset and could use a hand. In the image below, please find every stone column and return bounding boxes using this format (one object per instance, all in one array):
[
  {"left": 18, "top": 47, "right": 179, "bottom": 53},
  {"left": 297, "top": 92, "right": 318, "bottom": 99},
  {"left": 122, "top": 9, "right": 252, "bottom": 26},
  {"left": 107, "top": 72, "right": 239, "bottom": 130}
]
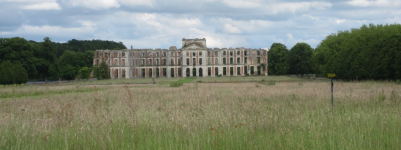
[
  {"left": 167, "top": 67, "right": 171, "bottom": 78},
  {"left": 196, "top": 67, "right": 199, "bottom": 77}
]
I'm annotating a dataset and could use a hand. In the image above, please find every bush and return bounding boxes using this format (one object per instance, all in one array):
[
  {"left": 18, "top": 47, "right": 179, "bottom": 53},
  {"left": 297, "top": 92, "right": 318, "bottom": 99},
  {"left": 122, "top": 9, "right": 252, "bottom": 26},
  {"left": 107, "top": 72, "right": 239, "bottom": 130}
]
[
  {"left": 217, "top": 75, "right": 222, "bottom": 77},
  {"left": 93, "top": 66, "right": 99, "bottom": 79},
  {"left": 78, "top": 67, "right": 90, "bottom": 80},
  {"left": 98, "top": 62, "right": 110, "bottom": 79}
]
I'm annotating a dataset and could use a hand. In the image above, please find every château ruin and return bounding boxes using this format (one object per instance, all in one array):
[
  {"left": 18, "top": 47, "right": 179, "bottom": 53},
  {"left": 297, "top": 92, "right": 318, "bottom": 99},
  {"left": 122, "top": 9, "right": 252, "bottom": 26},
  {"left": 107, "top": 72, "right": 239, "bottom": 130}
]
[{"left": 93, "top": 38, "right": 268, "bottom": 78}]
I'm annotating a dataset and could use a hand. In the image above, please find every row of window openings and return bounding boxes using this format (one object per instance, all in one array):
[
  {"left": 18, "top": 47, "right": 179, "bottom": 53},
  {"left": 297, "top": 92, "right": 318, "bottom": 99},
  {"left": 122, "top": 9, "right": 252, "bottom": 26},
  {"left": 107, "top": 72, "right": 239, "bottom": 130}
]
[
  {"left": 105, "top": 50, "right": 260, "bottom": 58},
  {"left": 137, "top": 68, "right": 179, "bottom": 77},
  {"left": 110, "top": 57, "right": 261, "bottom": 66},
  {"left": 132, "top": 66, "right": 261, "bottom": 77}
]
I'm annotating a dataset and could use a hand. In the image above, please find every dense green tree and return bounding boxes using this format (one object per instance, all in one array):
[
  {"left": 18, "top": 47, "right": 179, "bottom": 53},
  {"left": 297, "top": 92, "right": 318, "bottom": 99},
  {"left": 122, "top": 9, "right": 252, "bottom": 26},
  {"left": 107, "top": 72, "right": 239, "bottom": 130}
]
[
  {"left": 61, "top": 65, "right": 78, "bottom": 80},
  {"left": 42, "top": 37, "right": 61, "bottom": 81},
  {"left": 13, "top": 62, "right": 29, "bottom": 85},
  {"left": 0, "top": 37, "right": 124, "bottom": 81},
  {"left": 84, "top": 51, "right": 94, "bottom": 67},
  {"left": 0, "top": 61, "right": 15, "bottom": 86},
  {"left": 289, "top": 43, "right": 314, "bottom": 74},
  {"left": 54, "top": 39, "right": 126, "bottom": 57},
  {"left": 268, "top": 43, "right": 289, "bottom": 75},
  {"left": 0, "top": 37, "right": 37, "bottom": 79},
  {"left": 48, "top": 62, "right": 61, "bottom": 81},
  {"left": 314, "top": 23, "right": 401, "bottom": 80},
  {"left": 98, "top": 62, "right": 110, "bottom": 79},
  {"left": 395, "top": 47, "right": 401, "bottom": 79}
]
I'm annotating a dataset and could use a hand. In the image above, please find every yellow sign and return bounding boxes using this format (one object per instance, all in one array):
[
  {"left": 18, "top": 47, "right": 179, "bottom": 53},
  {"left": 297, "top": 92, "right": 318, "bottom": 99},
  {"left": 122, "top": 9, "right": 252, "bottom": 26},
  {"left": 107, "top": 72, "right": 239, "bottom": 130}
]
[{"left": 327, "top": 73, "right": 336, "bottom": 78}]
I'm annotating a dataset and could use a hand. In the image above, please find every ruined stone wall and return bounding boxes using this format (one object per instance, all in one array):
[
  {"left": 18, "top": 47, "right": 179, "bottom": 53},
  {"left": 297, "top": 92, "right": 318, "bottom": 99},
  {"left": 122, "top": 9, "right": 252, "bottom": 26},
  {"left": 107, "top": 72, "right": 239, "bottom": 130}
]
[{"left": 93, "top": 39, "right": 268, "bottom": 78}]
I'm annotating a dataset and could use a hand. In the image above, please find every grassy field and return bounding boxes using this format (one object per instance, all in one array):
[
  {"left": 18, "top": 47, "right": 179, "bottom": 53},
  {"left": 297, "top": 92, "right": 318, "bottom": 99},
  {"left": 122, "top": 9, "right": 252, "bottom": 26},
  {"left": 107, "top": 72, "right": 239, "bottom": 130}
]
[
  {"left": 64, "top": 75, "right": 305, "bottom": 85},
  {"left": 1, "top": 77, "right": 401, "bottom": 149}
]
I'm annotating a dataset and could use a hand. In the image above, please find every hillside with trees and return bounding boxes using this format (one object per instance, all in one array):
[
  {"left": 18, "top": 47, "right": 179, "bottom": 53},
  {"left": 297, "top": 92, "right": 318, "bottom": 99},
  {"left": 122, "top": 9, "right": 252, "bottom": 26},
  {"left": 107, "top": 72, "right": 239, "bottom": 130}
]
[{"left": 0, "top": 37, "right": 126, "bottom": 85}]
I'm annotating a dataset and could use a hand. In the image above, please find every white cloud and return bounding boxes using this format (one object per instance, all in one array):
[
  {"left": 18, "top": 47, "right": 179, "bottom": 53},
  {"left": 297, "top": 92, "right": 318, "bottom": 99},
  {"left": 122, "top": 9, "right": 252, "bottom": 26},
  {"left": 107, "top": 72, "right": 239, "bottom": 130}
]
[
  {"left": 222, "top": 0, "right": 261, "bottom": 8},
  {"left": 63, "top": 0, "right": 120, "bottom": 9},
  {"left": 224, "top": 24, "right": 242, "bottom": 34},
  {"left": 23, "top": 2, "right": 61, "bottom": 10},
  {"left": 335, "top": 18, "right": 346, "bottom": 24},
  {"left": 268, "top": 1, "right": 332, "bottom": 14},
  {"left": 117, "top": 0, "right": 153, "bottom": 7},
  {"left": 347, "top": 0, "right": 401, "bottom": 7},
  {"left": 216, "top": 18, "right": 272, "bottom": 34},
  {"left": 303, "top": 14, "right": 319, "bottom": 20},
  {"left": 0, "top": 25, "right": 95, "bottom": 38},
  {"left": 218, "top": 0, "right": 332, "bottom": 14}
]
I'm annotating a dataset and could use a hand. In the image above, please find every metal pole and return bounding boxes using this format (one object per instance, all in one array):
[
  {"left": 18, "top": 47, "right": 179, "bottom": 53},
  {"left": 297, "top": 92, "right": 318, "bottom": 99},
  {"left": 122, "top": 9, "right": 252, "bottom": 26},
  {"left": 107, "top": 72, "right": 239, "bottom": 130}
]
[{"left": 331, "top": 77, "right": 333, "bottom": 113}]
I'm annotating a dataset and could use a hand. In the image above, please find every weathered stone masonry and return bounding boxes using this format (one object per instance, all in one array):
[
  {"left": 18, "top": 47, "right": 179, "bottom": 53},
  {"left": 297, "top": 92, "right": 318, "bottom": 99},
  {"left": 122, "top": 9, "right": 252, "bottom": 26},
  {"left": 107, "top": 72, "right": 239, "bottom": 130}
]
[{"left": 93, "top": 38, "right": 268, "bottom": 78}]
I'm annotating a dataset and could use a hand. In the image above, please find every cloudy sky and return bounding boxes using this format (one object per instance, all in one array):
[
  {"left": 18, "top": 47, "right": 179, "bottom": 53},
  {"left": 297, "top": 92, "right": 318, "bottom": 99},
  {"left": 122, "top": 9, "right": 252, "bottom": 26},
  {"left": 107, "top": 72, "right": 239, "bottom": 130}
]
[{"left": 0, "top": 0, "right": 400, "bottom": 50}]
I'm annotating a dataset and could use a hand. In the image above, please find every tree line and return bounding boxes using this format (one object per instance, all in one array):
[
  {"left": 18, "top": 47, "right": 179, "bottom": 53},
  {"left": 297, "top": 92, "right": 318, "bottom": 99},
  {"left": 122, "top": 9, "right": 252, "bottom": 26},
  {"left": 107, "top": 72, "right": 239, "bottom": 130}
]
[
  {"left": 0, "top": 37, "right": 124, "bottom": 86},
  {"left": 268, "top": 23, "right": 401, "bottom": 80}
]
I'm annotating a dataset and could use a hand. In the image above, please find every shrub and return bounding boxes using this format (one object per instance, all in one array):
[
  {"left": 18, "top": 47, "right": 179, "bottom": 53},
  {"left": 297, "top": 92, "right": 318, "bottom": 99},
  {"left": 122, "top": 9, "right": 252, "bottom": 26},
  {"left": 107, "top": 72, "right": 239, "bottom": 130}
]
[{"left": 78, "top": 67, "right": 90, "bottom": 80}]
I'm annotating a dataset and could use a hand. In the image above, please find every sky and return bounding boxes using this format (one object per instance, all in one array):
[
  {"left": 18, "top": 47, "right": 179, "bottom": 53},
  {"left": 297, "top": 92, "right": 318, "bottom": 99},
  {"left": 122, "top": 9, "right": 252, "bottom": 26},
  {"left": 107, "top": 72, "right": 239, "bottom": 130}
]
[{"left": 0, "top": 0, "right": 400, "bottom": 50}]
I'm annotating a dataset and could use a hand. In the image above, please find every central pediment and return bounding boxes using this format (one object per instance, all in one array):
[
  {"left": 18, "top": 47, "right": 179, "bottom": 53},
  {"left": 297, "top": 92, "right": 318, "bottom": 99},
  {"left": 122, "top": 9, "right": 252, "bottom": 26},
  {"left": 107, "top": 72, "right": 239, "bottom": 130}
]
[{"left": 182, "top": 43, "right": 206, "bottom": 50}]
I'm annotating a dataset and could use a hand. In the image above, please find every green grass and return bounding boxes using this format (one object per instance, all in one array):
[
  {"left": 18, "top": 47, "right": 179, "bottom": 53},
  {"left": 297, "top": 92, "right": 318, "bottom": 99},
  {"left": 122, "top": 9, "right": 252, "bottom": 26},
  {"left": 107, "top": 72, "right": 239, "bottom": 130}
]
[
  {"left": 65, "top": 75, "right": 305, "bottom": 85},
  {"left": 66, "top": 78, "right": 181, "bottom": 85},
  {"left": 1, "top": 81, "right": 400, "bottom": 149},
  {"left": 196, "top": 75, "right": 305, "bottom": 83},
  {"left": 170, "top": 78, "right": 196, "bottom": 87}
]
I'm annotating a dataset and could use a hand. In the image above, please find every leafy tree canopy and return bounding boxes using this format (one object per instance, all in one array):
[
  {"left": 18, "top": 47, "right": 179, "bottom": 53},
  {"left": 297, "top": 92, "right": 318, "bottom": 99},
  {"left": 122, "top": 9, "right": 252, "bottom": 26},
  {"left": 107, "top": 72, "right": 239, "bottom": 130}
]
[
  {"left": 289, "top": 42, "right": 314, "bottom": 74},
  {"left": 268, "top": 43, "right": 289, "bottom": 75},
  {"left": 314, "top": 23, "right": 401, "bottom": 80}
]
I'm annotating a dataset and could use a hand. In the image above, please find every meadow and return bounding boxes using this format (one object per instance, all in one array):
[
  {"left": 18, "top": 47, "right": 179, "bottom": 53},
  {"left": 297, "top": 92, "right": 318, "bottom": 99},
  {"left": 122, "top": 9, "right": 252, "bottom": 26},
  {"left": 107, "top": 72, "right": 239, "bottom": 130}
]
[{"left": 0, "top": 76, "right": 400, "bottom": 149}]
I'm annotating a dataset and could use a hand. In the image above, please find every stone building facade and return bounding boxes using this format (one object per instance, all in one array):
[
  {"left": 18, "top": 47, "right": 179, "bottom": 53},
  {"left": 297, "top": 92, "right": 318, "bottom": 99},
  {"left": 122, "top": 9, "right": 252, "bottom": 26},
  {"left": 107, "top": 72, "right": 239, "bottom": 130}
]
[{"left": 93, "top": 38, "right": 268, "bottom": 78}]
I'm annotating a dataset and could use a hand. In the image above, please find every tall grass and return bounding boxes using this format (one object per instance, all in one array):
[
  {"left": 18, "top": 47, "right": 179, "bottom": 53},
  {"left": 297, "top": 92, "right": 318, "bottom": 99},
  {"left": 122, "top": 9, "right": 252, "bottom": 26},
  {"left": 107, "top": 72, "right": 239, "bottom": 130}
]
[
  {"left": 170, "top": 78, "right": 196, "bottom": 87},
  {"left": 0, "top": 81, "right": 400, "bottom": 149}
]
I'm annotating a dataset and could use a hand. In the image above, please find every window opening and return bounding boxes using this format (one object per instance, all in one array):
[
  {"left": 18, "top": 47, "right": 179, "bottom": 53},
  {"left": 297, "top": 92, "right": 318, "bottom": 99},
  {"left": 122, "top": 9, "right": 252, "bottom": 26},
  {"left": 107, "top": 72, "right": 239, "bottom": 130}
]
[
  {"left": 156, "top": 68, "right": 160, "bottom": 77},
  {"left": 149, "top": 68, "right": 152, "bottom": 77}
]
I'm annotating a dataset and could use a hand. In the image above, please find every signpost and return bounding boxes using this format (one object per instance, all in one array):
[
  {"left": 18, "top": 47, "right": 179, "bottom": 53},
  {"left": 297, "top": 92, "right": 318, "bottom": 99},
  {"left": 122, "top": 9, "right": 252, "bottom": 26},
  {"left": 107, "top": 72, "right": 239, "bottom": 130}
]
[{"left": 327, "top": 73, "right": 336, "bottom": 113}]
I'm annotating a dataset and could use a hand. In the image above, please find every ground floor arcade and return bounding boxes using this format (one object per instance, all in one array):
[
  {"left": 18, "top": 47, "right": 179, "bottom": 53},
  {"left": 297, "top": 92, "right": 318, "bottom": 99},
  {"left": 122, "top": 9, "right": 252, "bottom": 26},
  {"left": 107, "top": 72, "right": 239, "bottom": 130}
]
[{"left": 109, "top": 65, "right": 265, "bottom": 78}]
